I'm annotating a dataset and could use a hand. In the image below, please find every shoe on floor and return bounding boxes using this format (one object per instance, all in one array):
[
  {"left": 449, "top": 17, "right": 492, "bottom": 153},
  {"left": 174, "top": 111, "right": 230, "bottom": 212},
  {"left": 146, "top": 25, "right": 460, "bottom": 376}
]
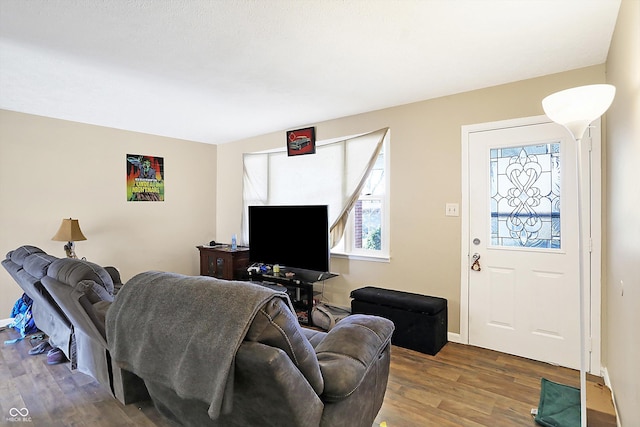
[
  {"left": 28, "top": 340, "right": 52, "bottom": 355},
  {"left": 46, "top": 347, "right": 67, "bottom": 365}
]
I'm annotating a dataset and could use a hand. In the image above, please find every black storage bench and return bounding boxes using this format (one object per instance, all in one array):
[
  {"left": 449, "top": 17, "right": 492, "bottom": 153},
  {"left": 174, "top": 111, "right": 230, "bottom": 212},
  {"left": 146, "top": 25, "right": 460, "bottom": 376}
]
[{"left": 350, "top": 286, "right": 447, "bottom": 355}]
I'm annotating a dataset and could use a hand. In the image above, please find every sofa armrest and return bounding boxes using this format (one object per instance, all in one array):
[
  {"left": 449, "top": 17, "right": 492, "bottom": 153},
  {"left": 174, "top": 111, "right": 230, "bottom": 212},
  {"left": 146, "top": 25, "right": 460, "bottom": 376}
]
[
  {"left": 229, "top": 341, "right": 324, "bottom": 427},
  {"left": 104, "top": 267, "right": 123, "bottom": 295},
  {"left": 314, "top": 314, "right": 394, "bottom": 402}
]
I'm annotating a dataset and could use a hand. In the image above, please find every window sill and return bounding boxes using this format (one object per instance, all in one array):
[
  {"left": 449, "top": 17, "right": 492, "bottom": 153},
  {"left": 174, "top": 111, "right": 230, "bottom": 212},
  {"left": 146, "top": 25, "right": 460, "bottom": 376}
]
[{"left": 330, "top": 252, "right": 390, "bottom": 263}]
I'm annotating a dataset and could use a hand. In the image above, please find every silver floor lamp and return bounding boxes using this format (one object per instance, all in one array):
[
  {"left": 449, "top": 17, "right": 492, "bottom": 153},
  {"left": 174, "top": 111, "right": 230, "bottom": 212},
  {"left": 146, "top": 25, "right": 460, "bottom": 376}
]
[{"left": 542, "top": 84, "right": 615, "bottom": 427}]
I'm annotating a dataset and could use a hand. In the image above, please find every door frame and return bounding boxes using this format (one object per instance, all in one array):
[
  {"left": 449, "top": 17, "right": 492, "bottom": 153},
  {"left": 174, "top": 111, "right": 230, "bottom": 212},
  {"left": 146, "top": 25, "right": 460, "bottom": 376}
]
[{"left": 460, "top": 115, "right": 602, "bottom": 374}]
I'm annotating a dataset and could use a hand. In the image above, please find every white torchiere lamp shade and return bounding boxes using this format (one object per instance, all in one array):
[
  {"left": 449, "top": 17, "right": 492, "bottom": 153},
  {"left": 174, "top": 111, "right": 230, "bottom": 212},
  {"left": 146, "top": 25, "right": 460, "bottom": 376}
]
[
  {"left": 542, "top": 83, "right": 615, "bottom": 427},
  {"left": 542, "top": 84, "right": 616, "bottom": 141}
]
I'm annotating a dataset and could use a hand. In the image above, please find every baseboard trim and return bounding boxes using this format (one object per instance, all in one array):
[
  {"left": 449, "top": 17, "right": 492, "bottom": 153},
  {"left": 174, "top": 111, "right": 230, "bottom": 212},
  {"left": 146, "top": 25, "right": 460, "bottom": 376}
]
[
  {"left": 447, "top": 332, "right": 462, "bottom": 343},
  {"left": 601, "top": 367, "right": 622, "bottom": 427}
]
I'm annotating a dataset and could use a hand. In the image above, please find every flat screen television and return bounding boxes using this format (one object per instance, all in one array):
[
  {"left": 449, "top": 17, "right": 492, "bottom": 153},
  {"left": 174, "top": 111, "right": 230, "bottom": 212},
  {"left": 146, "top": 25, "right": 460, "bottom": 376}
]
[{"left": 248, "top": 205, "right": 330, "bottom": 273}]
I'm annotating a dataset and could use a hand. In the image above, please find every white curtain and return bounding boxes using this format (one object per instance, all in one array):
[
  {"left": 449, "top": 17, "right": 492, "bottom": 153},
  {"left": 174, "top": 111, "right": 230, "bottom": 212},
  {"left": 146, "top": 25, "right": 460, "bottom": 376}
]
[{"left": 242, "top": 127, "right": 388, "bottom": 247}]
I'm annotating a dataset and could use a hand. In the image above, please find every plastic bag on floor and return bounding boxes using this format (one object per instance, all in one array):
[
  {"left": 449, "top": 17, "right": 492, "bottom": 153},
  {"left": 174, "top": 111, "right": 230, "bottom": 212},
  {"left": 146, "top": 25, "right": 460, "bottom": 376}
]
[
  {"left": 311, "top": 303, "right": 350, "bottom": 331},
  {"left": 5, "top": 294, "right": 38, "bottom": 343}
]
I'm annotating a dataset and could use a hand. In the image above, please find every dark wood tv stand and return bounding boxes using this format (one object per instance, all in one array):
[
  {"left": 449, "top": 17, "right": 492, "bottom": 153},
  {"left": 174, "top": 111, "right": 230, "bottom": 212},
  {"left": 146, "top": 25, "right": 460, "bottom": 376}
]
[
  {"left": 197, "top": 245, "right": 250, "bottom": 280},
  {"left": 248, "top": 268, "right": 337, "bottom": 326}
]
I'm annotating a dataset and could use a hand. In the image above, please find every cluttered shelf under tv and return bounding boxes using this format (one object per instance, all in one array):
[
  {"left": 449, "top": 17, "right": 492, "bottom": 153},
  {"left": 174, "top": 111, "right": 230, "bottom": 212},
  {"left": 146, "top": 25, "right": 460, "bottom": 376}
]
[{"left": 247, "top": 267, "right": 337, "bottom": 326}]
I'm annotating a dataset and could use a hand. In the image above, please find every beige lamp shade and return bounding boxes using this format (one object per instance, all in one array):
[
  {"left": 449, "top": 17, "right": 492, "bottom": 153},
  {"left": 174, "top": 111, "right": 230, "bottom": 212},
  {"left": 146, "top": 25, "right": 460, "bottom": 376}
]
[{"left": 52, "top": 218, "right": 87, "bottom": 242}]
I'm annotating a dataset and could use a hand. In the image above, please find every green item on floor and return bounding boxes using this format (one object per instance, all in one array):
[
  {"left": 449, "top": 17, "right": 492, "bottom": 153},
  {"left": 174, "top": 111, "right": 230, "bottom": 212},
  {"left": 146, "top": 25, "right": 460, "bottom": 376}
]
[{"left": 534, "top": 377, "right": 580, "bottom": 427}]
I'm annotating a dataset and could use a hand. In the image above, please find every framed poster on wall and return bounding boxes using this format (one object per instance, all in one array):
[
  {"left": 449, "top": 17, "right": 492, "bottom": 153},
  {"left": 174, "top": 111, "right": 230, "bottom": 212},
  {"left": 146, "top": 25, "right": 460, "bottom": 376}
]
[{"left": 126, "top": 154, "right": 164, "bottom": 201}]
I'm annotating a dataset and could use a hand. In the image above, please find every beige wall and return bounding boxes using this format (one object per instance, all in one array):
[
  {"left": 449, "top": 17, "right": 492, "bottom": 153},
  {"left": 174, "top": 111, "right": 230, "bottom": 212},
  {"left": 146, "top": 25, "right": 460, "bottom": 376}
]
[
  {"left": 216, "top": 65, "right": 606, "bottom": 334},
  {"left": 0, "top": 110, "right": 218, "bottom": 315},
  {"left": 604, "top": 0, "right": 640, "bottom": 424}
]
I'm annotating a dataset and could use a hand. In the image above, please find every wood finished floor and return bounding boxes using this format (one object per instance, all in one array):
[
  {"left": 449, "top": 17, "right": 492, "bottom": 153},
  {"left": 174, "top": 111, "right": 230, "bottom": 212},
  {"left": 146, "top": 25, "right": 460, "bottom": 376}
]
[{"left": 1, "top": 327, "right": 586, "bottom": 427}]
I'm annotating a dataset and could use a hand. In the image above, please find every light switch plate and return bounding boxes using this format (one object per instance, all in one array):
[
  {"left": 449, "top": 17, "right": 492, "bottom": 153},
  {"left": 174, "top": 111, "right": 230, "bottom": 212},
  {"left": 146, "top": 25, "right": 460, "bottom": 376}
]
[{"left": 445, "top": 203, "right": 459, "bottom": 217}]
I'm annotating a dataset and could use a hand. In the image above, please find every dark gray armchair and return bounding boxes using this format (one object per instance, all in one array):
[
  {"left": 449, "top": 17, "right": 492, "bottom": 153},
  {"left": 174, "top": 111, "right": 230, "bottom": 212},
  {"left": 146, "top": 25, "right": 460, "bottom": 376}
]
[{"left": 107, "top": 271, "right": 394, "bottom": 427}]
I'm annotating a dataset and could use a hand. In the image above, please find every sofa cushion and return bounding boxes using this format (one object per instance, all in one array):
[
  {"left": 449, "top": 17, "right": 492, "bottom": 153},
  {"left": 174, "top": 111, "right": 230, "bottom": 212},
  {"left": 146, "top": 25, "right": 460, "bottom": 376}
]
[
  {"left": 92, "top": 300, "right": 111, "bottom": 328},
  {"left": 8, "top": 245, "right": 46, "bottom": 266},
  {"left": 47, "top": 258, "right": 114, "bottom": 296},
  {"left": 75, "top": 295, "right": 110, "bottom": 339},
  {"left": 23, "top": 253, "right": 58, "bottom": 279},
  {"left": 75, "top": 279, "right": 114, "bottom": 304},
  {"left": 104, "top": 266, "right": 124, "bottom": 294},
  {"left": 245, "top": 297, "right": 324, "bottom": 395},
  {"left": 302, "top": 328, "right": 327, "bottom": 349},
  {"left": 315, "top": 314, "right": 394, "bottom": 402}
]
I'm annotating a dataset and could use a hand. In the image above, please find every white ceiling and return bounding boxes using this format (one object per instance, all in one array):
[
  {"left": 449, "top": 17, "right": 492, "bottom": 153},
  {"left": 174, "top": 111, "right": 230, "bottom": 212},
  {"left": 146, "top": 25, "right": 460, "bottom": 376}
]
[{"left": 0, "top": 0, "right": 621, "bottom": 145}]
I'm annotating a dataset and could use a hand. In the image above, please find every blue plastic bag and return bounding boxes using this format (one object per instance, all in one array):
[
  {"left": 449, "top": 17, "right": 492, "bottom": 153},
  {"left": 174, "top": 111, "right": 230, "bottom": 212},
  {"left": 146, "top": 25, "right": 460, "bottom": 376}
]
[{"left": 6, "top": 294, "right": 38, "bottom": 340}]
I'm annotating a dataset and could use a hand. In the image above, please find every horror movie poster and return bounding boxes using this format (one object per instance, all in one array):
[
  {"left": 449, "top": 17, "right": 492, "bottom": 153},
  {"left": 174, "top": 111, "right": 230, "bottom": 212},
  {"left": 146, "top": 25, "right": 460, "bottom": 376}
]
[{"left": 126, "top": 154, "right": 164, "bottom": 201}]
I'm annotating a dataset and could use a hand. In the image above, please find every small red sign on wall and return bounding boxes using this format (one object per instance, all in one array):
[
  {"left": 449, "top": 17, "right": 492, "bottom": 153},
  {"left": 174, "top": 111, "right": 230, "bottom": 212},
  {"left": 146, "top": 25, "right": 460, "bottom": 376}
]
[{"left": 287, "top": 127, "right": 316, "bottom": 156}]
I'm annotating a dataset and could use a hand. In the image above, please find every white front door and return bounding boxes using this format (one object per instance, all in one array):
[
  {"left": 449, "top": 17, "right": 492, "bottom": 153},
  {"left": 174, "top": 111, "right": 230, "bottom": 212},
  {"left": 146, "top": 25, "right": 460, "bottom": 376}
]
[{"left": 463, "top": 118, "right": 592, "bottom": 370}]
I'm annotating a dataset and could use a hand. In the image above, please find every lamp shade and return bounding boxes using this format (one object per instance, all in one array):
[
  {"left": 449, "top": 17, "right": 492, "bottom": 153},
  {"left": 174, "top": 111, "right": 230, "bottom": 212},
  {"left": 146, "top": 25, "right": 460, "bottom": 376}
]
[
  {"left": 52, "top": 218, "right": 87, "bottom": 242},
  {"left": 542, "top": 84, "right": 615, "bottom": 141}
]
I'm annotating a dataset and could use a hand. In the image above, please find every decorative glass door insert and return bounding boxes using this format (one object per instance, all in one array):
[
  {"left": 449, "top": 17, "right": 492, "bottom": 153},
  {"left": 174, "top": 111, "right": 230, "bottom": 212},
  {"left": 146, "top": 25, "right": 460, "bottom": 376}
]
[{"left": 490, "top": 142, "right": 561, "bottom": 248}]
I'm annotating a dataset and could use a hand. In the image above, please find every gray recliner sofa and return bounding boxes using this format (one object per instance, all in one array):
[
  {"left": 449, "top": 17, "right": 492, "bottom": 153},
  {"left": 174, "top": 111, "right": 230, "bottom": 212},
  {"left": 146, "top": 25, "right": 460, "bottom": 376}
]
[
  {"left": 107, "top": 271, "right": 394, "bottom": 427},
  {"left": 2, "top": 245, "right": 147, "bottom": 403},
  {"left": 40, "top": 256, "right": 148, "bottom": 404},
  {"left": 3, "top": 245, "right": 79, "bottom": 361},
  {"left": 5, "top": 247, "right": 394, "bottom": 426}
]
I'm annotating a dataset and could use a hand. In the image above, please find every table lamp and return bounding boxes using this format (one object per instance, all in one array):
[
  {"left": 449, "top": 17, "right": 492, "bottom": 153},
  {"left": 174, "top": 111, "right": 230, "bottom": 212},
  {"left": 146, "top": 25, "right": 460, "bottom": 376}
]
[{"left": 52, "top": 218, "right": 87, "bottom": 258}]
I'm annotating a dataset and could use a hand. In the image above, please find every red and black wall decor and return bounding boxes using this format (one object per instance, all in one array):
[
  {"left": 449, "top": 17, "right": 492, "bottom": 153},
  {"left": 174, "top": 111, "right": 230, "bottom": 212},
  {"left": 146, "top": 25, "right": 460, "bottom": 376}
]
[{"left": 286, "top": 127, "right": 316, "bottom": 156}]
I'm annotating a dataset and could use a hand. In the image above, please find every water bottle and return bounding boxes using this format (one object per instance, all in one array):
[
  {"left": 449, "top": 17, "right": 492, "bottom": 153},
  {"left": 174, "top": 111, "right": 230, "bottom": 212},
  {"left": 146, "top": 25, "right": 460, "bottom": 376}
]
[{"left": 231, "top": 234, "right": 237, "bottom": 250}]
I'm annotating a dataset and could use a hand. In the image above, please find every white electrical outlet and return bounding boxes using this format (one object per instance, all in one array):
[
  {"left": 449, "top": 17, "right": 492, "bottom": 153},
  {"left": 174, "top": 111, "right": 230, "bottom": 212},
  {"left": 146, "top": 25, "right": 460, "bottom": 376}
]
[{"left": 445, "top": 203, "right": 459, "bottom": 217}]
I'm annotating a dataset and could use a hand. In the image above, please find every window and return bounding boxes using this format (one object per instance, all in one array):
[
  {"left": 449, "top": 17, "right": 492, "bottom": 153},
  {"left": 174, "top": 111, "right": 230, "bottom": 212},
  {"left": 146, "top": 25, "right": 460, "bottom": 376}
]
[
  {"left": 333, "top": 135, "right": 389, "bottom": 258},
  {"left": 242, "top": 128, "right": 389, "bottom": 260},
  {"left": 490, "top": 142, "right": 560, "bottom": 248}
]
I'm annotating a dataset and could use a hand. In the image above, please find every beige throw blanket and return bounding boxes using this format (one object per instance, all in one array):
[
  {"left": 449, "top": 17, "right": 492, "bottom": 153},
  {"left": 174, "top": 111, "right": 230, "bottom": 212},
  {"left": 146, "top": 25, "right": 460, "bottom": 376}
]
[{"left": 105, "top": 271, "right": 288, "bottom": 420}]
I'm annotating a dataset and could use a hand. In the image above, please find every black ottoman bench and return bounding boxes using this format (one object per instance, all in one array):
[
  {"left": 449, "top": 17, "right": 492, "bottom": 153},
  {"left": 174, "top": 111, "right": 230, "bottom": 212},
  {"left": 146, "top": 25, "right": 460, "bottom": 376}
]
[{"left": 350, "top": 286, "right": 447, "bottom": 355}]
